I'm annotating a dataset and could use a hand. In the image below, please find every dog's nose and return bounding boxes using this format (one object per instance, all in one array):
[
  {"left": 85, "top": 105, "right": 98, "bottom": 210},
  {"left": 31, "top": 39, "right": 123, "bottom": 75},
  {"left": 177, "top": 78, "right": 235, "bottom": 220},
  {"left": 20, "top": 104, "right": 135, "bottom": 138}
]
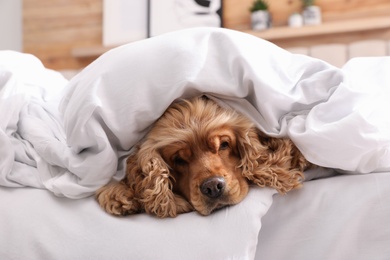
[{"left": 200, "top": 177, "right": 225, "bottom": 199}]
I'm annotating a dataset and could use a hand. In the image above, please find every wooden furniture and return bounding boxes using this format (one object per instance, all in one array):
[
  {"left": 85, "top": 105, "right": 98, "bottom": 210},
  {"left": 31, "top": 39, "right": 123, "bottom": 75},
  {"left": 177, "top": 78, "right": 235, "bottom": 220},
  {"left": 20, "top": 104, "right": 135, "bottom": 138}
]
[
  {"left": 71, "top": 16, "right": 390, "bottom": 58},
  {"left": 243, "top": 16, "right": 390, "bottom": 48},
  {"left": 23, "top": 0, "right": 390, "bottom": 70}
]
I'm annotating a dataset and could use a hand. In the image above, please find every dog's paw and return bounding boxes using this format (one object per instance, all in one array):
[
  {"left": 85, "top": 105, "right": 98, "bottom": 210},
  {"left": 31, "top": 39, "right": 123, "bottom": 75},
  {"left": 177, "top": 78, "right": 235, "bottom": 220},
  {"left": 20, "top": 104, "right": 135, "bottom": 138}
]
[
  {"left": 174, "top": 195, "right": 194, "bottom": 214},
  {"left": 96, "top": 183, "right": 141, "bottom": 216}
]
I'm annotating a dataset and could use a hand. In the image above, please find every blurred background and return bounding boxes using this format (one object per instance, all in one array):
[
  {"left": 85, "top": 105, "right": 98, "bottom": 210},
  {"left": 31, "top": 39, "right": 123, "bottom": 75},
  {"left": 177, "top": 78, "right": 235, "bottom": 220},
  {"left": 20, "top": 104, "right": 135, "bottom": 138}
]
[
  {"left": 1, "top": 0, "right": 390, "bottom": 73},
  {"left": 0, "top": 0, "right": 22, "bottom": 51}
]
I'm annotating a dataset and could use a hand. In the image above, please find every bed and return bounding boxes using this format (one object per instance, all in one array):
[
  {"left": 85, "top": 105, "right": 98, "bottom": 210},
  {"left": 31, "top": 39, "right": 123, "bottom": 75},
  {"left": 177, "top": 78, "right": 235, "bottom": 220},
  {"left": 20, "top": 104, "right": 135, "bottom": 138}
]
[{"left": 1, "top": 28, "right": 389, "bottom": 259}]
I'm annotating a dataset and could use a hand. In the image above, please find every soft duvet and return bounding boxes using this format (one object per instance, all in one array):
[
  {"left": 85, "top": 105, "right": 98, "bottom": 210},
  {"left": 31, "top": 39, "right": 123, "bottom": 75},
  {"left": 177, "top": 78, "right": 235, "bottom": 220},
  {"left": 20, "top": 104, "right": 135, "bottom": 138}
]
[{"left": 1, "top": 28, "right": 390, "bottom": 259}]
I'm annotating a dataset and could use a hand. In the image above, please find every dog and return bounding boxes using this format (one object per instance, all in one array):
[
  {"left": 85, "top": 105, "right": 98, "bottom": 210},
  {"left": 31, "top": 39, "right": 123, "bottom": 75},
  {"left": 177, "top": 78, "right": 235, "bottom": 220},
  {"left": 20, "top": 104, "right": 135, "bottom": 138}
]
[{"left": 96, "top": 96, "right": 311, "bottom": 218}]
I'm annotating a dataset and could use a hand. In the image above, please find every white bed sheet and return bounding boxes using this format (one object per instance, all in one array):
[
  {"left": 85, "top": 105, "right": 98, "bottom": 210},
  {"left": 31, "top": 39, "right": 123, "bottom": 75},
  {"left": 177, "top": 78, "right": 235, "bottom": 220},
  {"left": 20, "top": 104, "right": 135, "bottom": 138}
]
[
  {"left": 256, "top": 171, "right": 390, "bottom": 260},
  {"left": 1, "top": 169, "right": 389, "bottom": 259}
]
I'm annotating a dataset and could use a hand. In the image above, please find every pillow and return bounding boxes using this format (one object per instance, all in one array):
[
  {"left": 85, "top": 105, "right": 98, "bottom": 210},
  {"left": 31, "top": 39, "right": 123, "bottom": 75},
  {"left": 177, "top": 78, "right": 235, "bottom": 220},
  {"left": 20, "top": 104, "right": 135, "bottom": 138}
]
[{"left": 0, "top": 186, "right": 276, "bottom": 259}]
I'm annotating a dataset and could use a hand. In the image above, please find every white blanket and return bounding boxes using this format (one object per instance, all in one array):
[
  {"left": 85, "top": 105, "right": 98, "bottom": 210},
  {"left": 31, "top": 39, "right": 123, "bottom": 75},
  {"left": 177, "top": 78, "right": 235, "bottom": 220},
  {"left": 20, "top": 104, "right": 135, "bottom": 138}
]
[{"left": 1, "top": 27, "right": 390, "bottom": 199}]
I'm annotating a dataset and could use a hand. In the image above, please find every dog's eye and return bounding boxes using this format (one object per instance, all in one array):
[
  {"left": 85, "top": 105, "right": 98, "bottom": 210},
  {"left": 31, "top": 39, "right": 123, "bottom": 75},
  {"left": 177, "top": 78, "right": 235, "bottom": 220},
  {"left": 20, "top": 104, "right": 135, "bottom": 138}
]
[
  {"left": 219, "top": 141, "right": 230, "bottom": 150},
  {"left": 173, "top": 156, "right": 187, "bottom": 166}
]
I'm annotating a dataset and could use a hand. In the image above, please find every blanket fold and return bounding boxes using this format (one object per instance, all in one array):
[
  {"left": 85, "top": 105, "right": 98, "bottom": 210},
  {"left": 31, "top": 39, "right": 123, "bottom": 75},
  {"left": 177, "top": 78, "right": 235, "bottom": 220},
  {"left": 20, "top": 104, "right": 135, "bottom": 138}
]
[{"left": 1, "top": 28, "right": 390, "bottom": 198}]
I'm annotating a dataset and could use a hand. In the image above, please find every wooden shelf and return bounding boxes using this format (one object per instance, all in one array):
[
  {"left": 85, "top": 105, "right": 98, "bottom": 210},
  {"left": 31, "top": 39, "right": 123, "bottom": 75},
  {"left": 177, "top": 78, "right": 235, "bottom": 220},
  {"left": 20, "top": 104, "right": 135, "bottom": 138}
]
[
  {"left": 71, "top": 45, "right": 116, "bottom": 58},
  {"left": 72, "top": 16, "right": 390, "bottom": 58},
  {"left": 243, "top": 16, "right": 390, "bottom": 40}
]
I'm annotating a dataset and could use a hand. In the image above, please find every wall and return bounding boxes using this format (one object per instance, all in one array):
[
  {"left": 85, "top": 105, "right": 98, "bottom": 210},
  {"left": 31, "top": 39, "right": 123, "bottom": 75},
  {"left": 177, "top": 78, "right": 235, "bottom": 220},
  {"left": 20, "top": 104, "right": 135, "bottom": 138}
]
[
  {"left": 0, "top": 0, "right": 22, "bottom": 51},
  {"left": 23, "top": 0, "right": 390, "bottom": 70},
  {"left": 23, "top": 0, "right": 101, "bottom": 69}
]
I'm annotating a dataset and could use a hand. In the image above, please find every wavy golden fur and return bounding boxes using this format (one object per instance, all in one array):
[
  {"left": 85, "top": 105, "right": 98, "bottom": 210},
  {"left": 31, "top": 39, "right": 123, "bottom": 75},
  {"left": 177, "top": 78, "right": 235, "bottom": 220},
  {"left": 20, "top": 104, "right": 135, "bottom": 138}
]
[{"left": 96, "top": 96, "right": 311, "bottom": 218}]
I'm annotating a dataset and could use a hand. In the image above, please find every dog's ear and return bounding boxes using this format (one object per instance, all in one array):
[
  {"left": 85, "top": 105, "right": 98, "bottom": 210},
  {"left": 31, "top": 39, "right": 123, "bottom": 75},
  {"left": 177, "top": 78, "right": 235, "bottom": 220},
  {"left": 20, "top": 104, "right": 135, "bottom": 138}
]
[
  {"left": 135, "top": 145, "right": 179, "bottom": 218},
  {"left": 237, "top": 128, "right": 304, "bottom": 194}
]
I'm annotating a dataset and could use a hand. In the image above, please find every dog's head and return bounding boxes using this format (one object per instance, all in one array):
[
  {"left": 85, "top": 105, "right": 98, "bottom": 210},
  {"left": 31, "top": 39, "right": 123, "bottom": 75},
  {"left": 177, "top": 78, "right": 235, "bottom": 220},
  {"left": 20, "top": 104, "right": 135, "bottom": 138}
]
[{"left": 128, "top": 96, "right": 305, "bottom": 217}]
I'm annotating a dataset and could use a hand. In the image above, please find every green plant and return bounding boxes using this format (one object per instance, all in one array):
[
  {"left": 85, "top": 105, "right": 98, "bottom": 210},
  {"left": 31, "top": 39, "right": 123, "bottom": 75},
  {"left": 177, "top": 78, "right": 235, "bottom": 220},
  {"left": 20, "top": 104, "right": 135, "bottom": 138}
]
[
  {"left": 302, "top": 0, "right": 315, "bottom": 7},
  {"left": 249, "top": 0, "right": 269, "bottom": 12}
]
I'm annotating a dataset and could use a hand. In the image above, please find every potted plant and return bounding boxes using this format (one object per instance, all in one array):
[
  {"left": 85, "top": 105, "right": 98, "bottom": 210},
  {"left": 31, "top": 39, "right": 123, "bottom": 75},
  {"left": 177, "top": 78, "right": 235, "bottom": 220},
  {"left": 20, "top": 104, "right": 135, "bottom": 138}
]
[
  {"left": 249, "top": 0, "right": 271, "bottom": 31},
  {"left": 302, "top": 0, "right": 322, "bottom": 25}
]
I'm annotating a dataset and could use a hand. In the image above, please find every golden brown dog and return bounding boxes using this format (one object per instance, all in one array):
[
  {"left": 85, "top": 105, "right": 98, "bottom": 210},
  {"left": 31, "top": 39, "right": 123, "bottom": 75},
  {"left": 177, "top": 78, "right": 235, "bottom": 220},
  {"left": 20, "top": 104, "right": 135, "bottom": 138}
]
[{"left": 96, "top": 96, "right": 311, "bottom": 218}]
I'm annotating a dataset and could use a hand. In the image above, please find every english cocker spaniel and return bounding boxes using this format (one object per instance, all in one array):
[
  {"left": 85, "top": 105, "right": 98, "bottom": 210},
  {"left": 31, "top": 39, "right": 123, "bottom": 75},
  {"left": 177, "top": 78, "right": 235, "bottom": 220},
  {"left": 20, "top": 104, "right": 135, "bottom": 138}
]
[{"left": 96, "top": 96, "right": 312, "bottom": 218}]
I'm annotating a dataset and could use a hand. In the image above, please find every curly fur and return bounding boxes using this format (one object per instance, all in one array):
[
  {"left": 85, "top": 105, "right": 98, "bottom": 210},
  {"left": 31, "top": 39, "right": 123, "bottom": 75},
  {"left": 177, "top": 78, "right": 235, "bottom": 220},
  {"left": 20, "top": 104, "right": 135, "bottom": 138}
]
[{"left": 96, "top": 96, "right": 311, "bottom": 218}]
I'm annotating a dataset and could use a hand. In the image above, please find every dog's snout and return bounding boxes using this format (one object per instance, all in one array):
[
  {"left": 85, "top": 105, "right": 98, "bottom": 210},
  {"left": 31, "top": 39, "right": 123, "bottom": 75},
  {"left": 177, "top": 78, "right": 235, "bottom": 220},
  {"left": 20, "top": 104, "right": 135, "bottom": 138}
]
[{"left": 200, "top": 177, "right": 225, "bottom": 199}]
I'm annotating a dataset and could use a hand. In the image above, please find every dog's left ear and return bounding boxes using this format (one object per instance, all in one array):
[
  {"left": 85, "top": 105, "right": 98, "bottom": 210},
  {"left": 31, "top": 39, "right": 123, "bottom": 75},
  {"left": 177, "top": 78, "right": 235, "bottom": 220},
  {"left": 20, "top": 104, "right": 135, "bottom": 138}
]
[
  {"left": 237, "top": 128, "right": 305, "bottom": 194},
  {"left": 136, "top": 145, "right": 178, "bottom": 218}
]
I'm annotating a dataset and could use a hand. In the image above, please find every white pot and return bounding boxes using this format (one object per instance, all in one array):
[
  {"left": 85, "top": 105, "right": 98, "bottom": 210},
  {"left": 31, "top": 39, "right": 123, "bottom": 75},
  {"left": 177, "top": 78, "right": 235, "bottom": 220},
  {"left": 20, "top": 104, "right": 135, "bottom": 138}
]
[
  {"left": 288, "top": 13, "right": 303, "bottom": 28},
  {"left": 303, "top": 5, "right": 322, "bottom": 25},
  {"left": 251, "top": 10, "right": 271, "bottom": 31}
]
